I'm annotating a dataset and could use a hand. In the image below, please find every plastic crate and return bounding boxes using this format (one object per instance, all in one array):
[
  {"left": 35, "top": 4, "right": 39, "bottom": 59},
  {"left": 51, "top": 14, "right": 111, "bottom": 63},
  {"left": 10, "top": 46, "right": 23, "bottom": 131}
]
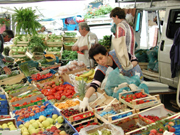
[
  {"left": 0, "top": 108, "right": 9, "bottom": 115},
  {"left": 0, "top": 95, "right": 8, "bottom": 105},
  {"left": 27, "top": 69, "right": 56, "bottom": 83}
]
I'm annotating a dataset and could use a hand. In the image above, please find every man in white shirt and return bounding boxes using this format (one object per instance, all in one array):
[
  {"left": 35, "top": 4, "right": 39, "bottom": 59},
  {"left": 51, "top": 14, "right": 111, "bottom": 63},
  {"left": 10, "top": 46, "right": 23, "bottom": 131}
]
[{"left": 72, "top": 22, "right": 98, "bottom": 67}]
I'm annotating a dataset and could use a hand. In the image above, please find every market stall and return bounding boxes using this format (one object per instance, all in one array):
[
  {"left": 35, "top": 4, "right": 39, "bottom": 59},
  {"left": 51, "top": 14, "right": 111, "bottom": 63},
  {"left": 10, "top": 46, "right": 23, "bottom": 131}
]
[{"left": 0, "top": 1, "right": 179, "bottom": 135}]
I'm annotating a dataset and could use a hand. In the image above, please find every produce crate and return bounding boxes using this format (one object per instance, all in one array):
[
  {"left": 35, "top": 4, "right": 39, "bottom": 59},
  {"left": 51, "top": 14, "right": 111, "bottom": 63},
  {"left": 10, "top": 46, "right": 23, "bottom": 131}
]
[
  {"left": 112, "top": 114, "right": 147, "bottom": 134},
  {"left": 89, "top": 92, "right": 119, "bottom": 110},
  {"left": 8, "top": 85, "right": 38, "bottom": 97},
  {"left": 29, "top": 69, "right": 57, "bottom": 84},
  {"left": 63, "top": 44, "right": 73, "bottom": 51},
  {"left": 94, "top": 104, "right": 134, "bottom": 124},
  {"left": 41, "top": 63, "right": 61, "bottom": 71},
  {"left": 13, "top": 41, "right": 29, "bottom": 46},
  {"left": 0, "top": 72, "right": 25, "bottom": 86},
  {"left": 0, "top": 118, "right": 21, "bottom": 135},
  {"left": 85, "top": 123, "right": 124, "bottom": 135},
  {"left": 137, "top": 103, "right": 175, "bottom": 124},
  {"left": 0, "top": 94, "right": 9, "bottom": 115},
  {"left": 119, "top": 89, "right": 161, "bottom": 110},
  {"left": 10, "top": 94, "right": 46, "bottom": 110},
  {"left": 46, "top": 41, "right": 63, "bottom": 47},
  {"left": 73, "top": 117, "right": 99, "bottom": 132},
  {"left": 63, "top": 37, "right": 78, "bottom": 42}
]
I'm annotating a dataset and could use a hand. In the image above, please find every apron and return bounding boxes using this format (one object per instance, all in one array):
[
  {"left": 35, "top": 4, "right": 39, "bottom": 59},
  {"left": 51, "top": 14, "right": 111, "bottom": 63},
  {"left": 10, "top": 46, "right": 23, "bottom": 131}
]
[{"left": 77, "top": 33, "right": 93, "bottom": 67}]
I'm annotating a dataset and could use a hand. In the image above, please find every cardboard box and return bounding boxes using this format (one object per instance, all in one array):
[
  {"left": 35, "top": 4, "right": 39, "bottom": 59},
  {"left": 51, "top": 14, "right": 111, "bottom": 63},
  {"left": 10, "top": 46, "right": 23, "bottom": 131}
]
[{"left": 0, "top": 118, "right": 21, "bottom": 135}]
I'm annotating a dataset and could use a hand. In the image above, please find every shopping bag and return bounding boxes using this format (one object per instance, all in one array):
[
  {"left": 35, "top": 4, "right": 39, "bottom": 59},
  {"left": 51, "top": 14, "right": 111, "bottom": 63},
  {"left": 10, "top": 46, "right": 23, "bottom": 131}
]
[{"left": 112, "top": 35, "right": 133, "bottom": 71}]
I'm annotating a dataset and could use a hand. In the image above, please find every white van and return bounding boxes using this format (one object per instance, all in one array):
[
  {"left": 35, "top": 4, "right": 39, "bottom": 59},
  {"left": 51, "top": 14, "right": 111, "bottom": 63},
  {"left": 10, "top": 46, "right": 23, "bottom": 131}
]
[{"left": 120, "top": 1, "right": 180, "bottom": 89}]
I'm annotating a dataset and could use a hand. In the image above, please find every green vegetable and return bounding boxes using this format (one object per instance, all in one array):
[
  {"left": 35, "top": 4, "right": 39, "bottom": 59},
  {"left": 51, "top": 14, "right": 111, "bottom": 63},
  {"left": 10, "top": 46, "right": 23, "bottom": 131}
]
[
  {"left": 8, "top": 70, "right": 20, "bottom": 77},
  {"left": 64, "top": 32, "right": 77, "bottom": 37},
  {"left": 4, "top": 47, "right": 10, "bottom": 56},
  {"left": 28, "top": 36, "right": 47, "bottom": 52},
  {"left": 98, "top": 35, "right": 111, "bottom": 50},
  {"left": 19, "top": 64, "right": 30, "bottom": 77},
  {"left": 4, "top": 56, "right": 14, "bottom": 63}
]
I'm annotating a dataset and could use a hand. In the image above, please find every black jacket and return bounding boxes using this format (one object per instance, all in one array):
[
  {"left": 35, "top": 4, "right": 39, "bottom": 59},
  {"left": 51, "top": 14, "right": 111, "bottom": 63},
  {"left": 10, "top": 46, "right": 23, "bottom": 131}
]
[
  {"left": 170, "top": 27, "right": 180, "bottom": 78},
  {"left": 0, "top": 34, "right": 4, "bottom": 53}
]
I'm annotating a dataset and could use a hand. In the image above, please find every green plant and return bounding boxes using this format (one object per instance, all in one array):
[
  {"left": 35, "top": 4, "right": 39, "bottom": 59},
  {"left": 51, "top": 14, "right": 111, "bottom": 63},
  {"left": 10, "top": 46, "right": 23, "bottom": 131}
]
[
  {"left": 98, "top": 35, "right": 111, "bottom": 50},
  {"left": 84, "top": 5, "right": 113, "bottom": 20},
  {"left": 13, "top": 7, "right": 41, "bottom": 35}
]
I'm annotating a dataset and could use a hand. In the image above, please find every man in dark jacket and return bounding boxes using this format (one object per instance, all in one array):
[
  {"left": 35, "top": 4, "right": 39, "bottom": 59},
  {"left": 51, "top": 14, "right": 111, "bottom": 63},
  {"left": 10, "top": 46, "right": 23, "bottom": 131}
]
[{"left": 0, "top": 30, "right": 14, "bottom": 75}]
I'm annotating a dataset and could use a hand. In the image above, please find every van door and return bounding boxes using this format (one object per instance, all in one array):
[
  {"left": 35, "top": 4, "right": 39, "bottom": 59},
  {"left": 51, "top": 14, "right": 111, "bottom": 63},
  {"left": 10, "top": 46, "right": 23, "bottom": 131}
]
[{"left": 158, "top": 6, "right": 180, "bottom": 88}]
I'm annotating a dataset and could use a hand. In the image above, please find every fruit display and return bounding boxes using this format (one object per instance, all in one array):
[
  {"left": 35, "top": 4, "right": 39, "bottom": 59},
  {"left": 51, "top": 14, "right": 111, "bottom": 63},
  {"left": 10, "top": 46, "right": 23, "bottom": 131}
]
[
  {"left": 54, "top": 100, "right": 80, "bottom": 110},
  {"left": 18, "top": 114, "right": 77, "bottom": 135},
  {"left": 0, "top": 121, "right": 17, "bottom": 131},
  {"left": 41, "top": 82, "right": 75, "bottom": 101}
]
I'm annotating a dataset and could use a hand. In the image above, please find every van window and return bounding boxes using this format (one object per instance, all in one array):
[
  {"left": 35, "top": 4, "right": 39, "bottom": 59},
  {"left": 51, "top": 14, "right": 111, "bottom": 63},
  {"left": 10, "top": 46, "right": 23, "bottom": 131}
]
[{"left": 166, "top": 9, "right": 180, "bottom": 39}]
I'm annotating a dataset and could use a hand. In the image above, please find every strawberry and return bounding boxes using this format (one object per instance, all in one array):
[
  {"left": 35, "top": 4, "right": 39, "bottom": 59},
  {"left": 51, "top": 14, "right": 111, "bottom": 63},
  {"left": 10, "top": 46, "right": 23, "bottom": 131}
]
[
  {"left": 150, "top": 129, "right": 157, "bottom": 134},
  {"left": 158, "top": 128, "right": 164, "bottom": 133},
  {"left": 169, "top": 127, "right": 176, "bottom": 132}
]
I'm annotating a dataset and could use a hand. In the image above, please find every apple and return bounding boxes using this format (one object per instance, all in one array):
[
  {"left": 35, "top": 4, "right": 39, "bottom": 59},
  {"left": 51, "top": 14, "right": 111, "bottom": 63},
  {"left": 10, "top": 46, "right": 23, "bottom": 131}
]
[
  {"left": 32, "top": 122, "right": 39, "bottom": 129},
  {"left": 30, "top": 119, "right": 36, "bottom": 124},
  {"left": 52, "top": 114, "right": 58, "bottom": 120},
  {"left": 19, "top": 124, "right": 24, "bottom": 128},
  {"left": 57, "top": 116, "right": 64, "bottom": 124},
  {"left": 22, "top": 131, "right": 30, "bottom": 135},
  {"left": 42, "top": 120, "right": 51, "bottom": 128},
  {"left": 39, "top": 115, "right": 46, "bottom": 122},
  {"left": 60, "top": 131, "right": 66, "bottom": 135},
  {"left": 46, "top": 118, "right": 54, "bottom": 124},
  {"left": 24, "top": 122, "right": 30, "bottom": 128}
]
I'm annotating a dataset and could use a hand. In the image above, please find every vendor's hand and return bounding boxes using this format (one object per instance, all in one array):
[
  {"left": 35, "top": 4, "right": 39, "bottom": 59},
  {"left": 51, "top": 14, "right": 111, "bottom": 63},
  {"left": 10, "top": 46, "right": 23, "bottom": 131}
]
[
  {"left": 79, "top": 97, "right": 89, "bottom": 112},
  {"left": 3, "top": 67, "right": 11, "bottom": 75},
  {"left": 72, "top": 46, "right": 79, "bottom": 51},
  {"left": 79, "top": 45, "right": 88, "bottom": 52}
]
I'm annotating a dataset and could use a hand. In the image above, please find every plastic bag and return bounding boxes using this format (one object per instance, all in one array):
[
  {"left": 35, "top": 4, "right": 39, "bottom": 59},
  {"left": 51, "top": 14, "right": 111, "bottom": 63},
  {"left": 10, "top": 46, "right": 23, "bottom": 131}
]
[
  {"left": 105, "top": 67, "right": 128, "bottom": 96},
  {"left": 101, "top": 67, "right": 113, "bottom": 90},
  {"left": 138, "top": 82, "right": 149, "bottom": 94},
  {"left": 112, "top": 86, "right": 131, "bottom": 99},
  {"left": 79, "top": 124, "right": 124, "bottom": 135},
  {"left": 125, "top": 75, "right": 141, "bottom": 86}
]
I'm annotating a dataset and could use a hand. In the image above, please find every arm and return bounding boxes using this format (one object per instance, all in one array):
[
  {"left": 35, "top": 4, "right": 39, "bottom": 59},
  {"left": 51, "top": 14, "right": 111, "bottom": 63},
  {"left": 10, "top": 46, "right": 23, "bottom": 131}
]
[
  {"left": 79, "top": 70, "right": 105, "bottom": 112},
  {"left": 71, "top": 38, "right": 79, "bottom": 51}
]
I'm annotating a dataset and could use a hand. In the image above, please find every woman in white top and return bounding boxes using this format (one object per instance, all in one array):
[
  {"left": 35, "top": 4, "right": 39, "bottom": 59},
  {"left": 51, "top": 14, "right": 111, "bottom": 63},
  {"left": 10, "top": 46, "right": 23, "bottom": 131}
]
[{"left": 72, "top": 22, "right": 98, "bottom": 67}]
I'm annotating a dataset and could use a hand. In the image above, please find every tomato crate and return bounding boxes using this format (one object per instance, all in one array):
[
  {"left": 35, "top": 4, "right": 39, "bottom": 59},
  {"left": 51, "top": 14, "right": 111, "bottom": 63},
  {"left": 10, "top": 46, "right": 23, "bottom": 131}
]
[
  {"left": 119, "top": 89, "right": 161, "bottom": 110},
  {"left": 28, "top": 69, "right": 57, "bottom": 83},
  {"left": 137, "top": 103, "right": 175, "bottom": 124},
  {"left": 89, "top": 92, "right": 119, "bottom": 110},
  {"left": 10, "top": 94, "right": 46, "bottom": 110},
  {"left": 112, "top": 114, "right": 147, "bottom": 134},
  {"left": 94, "top": 104, "right": 135, "bottom": 124}
]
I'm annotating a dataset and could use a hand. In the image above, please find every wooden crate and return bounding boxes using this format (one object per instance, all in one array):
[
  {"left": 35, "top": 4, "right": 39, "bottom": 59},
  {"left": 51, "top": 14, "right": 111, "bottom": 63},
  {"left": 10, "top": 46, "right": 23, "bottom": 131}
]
[
  {"left": 63, "top": 37, "right": 78, "bottom": 42},
  {"left": 112, "top": 114, "right": 147, "bottom": 134},
  {"left": 86, "top": 123, "right": 122, "bottom": 135},
  {"left": 89, "top": 92, "right": 119, "bottom": 110},
  {"left": 63, "top": 44, "right": 73, "bottom": 51},
  {"left": 119, "top": 89, "right": 161, "bottom": 110},
  {"left": 94, "top": 105, "right": 134, "bottom": 124},
  {"left": 137, "top": 103, "right": 175, "bottom": 124},
  {"left": 139, "top": 62, "right": 148, "bottom": 70},
  {"left": 0, "top": 72, "right": 25, "bottom": 86},
  {"left": 13, "top": 41, "right": 29, "bottom": 46}
]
